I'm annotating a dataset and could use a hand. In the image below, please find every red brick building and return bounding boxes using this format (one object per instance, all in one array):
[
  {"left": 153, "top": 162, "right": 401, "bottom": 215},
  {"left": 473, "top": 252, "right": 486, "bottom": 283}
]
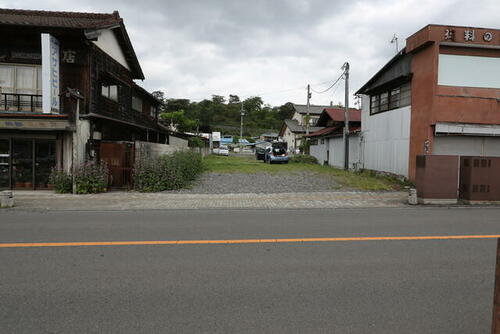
[{"left": 357, "top": 24, "right": 500, "bottom": 181}]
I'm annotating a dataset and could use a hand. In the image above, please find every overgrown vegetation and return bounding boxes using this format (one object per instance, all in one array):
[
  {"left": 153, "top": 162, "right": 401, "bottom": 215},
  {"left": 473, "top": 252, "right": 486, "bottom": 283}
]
[
  {"left": 188, "top": 136, "right": 205, "bottom": 148},
  {"left": 290, "top": 154, "right": 318, "bottom": 164},
  {"left": 48, "top": 162, "right": 109, "bottom": 194},
  {"left": 133, "top": 151, "right": 204, "bottom": 192},
  {"left": 48, "top": 168, "right": 73, "bottom": 193},
  {"left": 204, "top": 155, "right": 410, "bottom": 191},
  {"left": 74, "top": 162, "right": 109, "bottom": 194}
]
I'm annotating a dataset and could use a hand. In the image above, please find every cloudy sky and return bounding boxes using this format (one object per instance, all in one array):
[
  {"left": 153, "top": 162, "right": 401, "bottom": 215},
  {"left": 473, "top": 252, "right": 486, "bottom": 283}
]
[{"left": 2, "top": 0, "right": 498, "bottom": 106}]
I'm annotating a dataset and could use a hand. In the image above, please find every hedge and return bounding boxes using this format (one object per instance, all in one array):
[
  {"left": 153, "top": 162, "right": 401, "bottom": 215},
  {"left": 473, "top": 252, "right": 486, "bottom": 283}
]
[{"left": 133, "top": 150, "right": 204, "bottom": 192}]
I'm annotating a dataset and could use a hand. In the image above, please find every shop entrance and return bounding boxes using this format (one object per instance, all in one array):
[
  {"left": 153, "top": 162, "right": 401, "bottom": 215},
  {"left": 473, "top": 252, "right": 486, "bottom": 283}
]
[{"left": 0, "top": 138, "right": 56, "bottom": 190}]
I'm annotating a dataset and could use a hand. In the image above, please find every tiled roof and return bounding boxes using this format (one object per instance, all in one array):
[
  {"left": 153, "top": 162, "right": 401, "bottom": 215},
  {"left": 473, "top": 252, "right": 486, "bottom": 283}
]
[
  {"left": 293, "top": 104, "right": 331, "bottom": 115},
  {"left": 283, "top": 119, "right": 323, "bottom": 133},
  {"left": 305, "top": 126, "right": 340, "bottom": 137},
  {"left": 0, "top": 8, "right": 145, "bottom": 80},
  {"left": 307, "top": 125, "right": 361, "bottom": 138},
  {"left": 0, "top": 8, "right": 121, "bottom": 29},
  {"left": 324, "top": 108, "right": 361, "bottom": 122}
]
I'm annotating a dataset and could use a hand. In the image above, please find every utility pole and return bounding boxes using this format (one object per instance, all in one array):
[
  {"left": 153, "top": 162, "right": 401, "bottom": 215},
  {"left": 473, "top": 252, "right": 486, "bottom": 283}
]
[
  {"left": 343, "top": 62, "right": 350, "bottom": 170},
  {"left": 240, "top": 102, "right": 244, "bottom": 139},
  {"left": 306, "top": 84, "right": 311, "bottom": 135}
]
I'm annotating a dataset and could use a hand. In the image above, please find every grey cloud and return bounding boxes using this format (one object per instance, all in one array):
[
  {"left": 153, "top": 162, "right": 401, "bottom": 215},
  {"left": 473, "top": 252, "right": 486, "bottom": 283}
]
[{"left": 2, "top": 0, "right": 498, "bottom": 105}]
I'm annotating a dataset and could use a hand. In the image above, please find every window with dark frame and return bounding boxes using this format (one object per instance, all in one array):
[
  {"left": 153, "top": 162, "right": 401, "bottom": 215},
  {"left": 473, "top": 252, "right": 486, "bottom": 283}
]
[
  {"left": 150, "top": 105, "right": 157, "bottom": 118},
  {"left": 101, "top": 84, "right": 118, "bottom": 102},
  {"left": 132, "top": 95, "right": 142, "bottom": 112},
  {"left": 369, "top": 82, "right": 411, "bottom": 115},
  {"left": 370, "top": 95, "right": 379, "bottom": 114}
]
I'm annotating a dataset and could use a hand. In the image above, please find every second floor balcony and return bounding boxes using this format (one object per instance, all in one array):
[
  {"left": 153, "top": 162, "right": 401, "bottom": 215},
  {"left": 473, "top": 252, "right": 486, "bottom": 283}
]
[{"left": 1, "top": 93, "right": 43, "bottom": 113}]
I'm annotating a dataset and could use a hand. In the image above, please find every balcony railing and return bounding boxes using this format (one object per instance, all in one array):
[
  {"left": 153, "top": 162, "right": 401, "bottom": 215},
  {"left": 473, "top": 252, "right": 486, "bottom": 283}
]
[{"left": 1, "top": 93, "right": 43, "bottom": 112}]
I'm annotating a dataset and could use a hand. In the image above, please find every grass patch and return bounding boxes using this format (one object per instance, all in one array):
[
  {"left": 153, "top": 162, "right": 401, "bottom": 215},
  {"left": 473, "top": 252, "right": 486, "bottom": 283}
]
[{"left": 203, "top": 154, "right": 410, "bottom": 191}]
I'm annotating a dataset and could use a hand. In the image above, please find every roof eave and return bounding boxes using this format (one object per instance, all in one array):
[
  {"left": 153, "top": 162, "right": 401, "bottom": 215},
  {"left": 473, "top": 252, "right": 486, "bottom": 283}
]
[
  {"left": 355, "top": 48, "right": 407, "bottom": 95},
  {"left": 114, "top": 21, "right": 144, "bottom": 80}
]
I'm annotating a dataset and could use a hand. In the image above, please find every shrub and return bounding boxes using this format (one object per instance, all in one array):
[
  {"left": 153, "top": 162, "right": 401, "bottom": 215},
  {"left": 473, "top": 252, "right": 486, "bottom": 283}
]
[
  {"left": 188, "top": 137, "right": 204, "bottom": 148},
  {"left": 48, "top": 168, "right": 73, "bottom": 193},
  {"left": 133, "top": 151, "right": 204, "bottom": 192},
  {"left": 290, "top": 154, "right": 318, "bottom": 164},
  {"left": 74, "top": 161, "right": 109, "bottom": 194},
  {"left": 299, "top": 139, "right": 311, "bottom": 154}
]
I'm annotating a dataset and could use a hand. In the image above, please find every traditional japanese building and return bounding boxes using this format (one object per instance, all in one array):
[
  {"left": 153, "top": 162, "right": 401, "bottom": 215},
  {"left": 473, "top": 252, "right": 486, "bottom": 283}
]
[
  {"left": 0, "top": 9, "right": 169, "bottom": 190},
  {"left": 356, "top": 24, "right": 500, "bottom": 181},
  {"left": 279, "top": 104, "right": 327, "bottom": 151}
]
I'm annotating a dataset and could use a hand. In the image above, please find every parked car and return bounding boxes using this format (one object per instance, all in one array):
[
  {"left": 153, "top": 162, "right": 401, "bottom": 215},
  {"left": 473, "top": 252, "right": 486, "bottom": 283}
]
[
  {"left": 264, "top": 142, "right": 289, "bottom": 164},
  {"left": 255, "top": 142, "right": 271, "bottom": 160},
  {"left": 213, "top": 145, "right": 229, "bottom": 156}
]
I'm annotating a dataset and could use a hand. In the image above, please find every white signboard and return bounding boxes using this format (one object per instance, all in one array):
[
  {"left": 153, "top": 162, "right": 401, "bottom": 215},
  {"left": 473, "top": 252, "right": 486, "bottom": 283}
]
[
  {"left": 212, "top": 132, "right": 221, "bottom": 141},
  {"left": 41, "top": 33, "right": 60, "bottom": 114}
]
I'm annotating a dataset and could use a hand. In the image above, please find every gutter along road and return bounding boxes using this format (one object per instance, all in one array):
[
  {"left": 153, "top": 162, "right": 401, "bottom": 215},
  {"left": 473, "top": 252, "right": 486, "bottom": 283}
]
[{"left": 1, "top": 207, "right": 499, "bottom": 333}]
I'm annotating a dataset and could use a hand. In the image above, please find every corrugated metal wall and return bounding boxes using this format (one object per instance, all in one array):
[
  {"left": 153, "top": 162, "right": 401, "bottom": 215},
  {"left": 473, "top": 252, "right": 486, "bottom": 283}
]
[
  {"left": 328, "top": 136, "right": 360, "bottom": 169},
  {"left": 361, "top": 95, "right": 411, "bottom": 176},
  {"left": 310, "top": 135, "right": 360, "bottom": 169},
  {"left": 310, "top": 142, "right": 327, "bottom": 165}
]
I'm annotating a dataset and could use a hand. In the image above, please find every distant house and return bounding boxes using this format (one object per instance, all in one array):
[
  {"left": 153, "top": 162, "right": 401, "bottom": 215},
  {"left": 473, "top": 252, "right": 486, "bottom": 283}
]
[
  {"left": 307, "top": 108, "right": 361, "bottom": 169},
  {"left": 279, "top": 119, "right": 323, "bottom": 152},
  {"left": 259, "top": 132, "right": 278, "bottom": 142},
  {"left": 290, "top": 104, "right": 327, "bottom": 127},
  {"left": 279, "top": 103, "right": 329, "bottom": 151}
]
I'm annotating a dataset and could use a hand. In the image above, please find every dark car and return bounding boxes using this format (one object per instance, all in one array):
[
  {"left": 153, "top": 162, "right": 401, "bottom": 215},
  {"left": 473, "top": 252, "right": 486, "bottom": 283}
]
[
  {"left": 255, "top": 142, "right": 271, "bottom": 160},
  {"left": 264, "top": 142, "right": 289, "bottom": 164}
]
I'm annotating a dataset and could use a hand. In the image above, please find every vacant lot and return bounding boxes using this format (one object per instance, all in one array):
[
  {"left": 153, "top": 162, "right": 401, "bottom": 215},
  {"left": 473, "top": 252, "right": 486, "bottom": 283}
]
[{"left": 175, "top": 155, "right": 409, "bottom": 194}]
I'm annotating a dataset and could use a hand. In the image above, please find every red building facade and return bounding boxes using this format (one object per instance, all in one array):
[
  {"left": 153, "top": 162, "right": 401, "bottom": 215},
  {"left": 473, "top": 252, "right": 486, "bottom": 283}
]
[{"left": 357, "top": 24, "right": 500, "bottom": 181}]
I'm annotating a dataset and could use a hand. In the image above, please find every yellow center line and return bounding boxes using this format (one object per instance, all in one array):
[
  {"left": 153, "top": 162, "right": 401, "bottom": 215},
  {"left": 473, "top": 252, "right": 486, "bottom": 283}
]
[{"left": 0, "top": 235, "right": 499, "bottom": 248}]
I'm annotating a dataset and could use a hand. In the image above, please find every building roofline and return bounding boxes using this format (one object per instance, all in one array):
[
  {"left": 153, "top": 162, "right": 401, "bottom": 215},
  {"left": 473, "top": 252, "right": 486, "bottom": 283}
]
[
  {"left": 0, "top": 8, "right": 145, "bottom": 80},
  {"left": 355, "top": 48, "right": 406, "bottom": 95}
]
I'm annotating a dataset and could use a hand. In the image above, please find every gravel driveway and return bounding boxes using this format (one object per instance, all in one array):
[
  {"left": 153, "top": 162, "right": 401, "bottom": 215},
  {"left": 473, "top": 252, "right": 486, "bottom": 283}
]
[{"left": 174, "top": 171, "right": 341, "bottom": 194}]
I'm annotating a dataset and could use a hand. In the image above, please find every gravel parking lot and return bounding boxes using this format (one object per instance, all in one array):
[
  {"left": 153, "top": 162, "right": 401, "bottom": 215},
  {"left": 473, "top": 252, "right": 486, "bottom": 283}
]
[{"left": 175, "top": 171, "right": 341, "bottom": 194}]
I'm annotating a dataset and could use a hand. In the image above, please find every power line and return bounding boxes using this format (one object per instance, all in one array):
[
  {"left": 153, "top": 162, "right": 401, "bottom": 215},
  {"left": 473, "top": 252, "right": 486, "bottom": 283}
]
[
  {"left": 310, "top": 71, "right": 344, "bottom": 94},
  {"left": 167, "top": 66, "right": 346, "bottom": 102}
]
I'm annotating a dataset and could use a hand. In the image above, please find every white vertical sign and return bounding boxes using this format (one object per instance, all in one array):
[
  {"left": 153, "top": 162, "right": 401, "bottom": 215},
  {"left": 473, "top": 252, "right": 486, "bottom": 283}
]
[
  {"left": 41, "top": 33, "right": 60, "bottom": 114},
  {"left": 212, "top": 132, "right": 221, "bottom": 141}
]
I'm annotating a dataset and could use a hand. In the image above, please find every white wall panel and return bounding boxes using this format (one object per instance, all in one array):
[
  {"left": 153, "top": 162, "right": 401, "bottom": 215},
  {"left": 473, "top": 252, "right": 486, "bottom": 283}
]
[
  {"left": 328, "top": 136, "right": 360, "bottom": 169},
  {"left": 310, "top": 142, "right": 327, "bottom": 164},
  {"left": 93, "top": 29, "right": 130, "bottom": 70},
  {"left": 361, "top": 95, "right": 411, "bottom": 177},
  {"left": 438, "top": 54, "right": 500, "bottom": 89}
]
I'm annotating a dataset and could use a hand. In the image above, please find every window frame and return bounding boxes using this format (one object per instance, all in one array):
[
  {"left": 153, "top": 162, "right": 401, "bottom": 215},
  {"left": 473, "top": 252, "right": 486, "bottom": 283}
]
[
  {"left": 132, "top": 95, "right": 142, "bottom": 112},
  {"left": 369, "top": 82, "right": 411, "bottom": 115},
  {"left": 150, "top": 105, "right": 157, "bottom": 119},
  {"left": 0, "top": 63, "right": 42, "bottom": 96},
  {"left": 101, "top": 84, "right": 119, "bottom": 102}
]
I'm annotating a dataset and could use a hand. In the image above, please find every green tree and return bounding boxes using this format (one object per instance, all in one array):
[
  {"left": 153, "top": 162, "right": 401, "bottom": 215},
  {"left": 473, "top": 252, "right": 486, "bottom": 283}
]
[
  {"left": 160, "top": 110, "right": 197, "bottom": 133},
  {"left": 278, "top": 102, "right": 295, "bottom": 120}
]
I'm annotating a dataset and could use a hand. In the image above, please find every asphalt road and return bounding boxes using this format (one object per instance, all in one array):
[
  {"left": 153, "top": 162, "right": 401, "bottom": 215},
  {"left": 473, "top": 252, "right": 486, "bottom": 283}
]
[{"left": 1, "top": 207, "right": 499, "bottom": 333}]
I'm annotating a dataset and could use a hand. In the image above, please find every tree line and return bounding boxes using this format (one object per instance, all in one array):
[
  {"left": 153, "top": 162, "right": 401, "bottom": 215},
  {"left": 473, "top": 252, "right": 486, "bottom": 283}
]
[{"left": 151, "top": 91, "right": 295, "bottom": 136}]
